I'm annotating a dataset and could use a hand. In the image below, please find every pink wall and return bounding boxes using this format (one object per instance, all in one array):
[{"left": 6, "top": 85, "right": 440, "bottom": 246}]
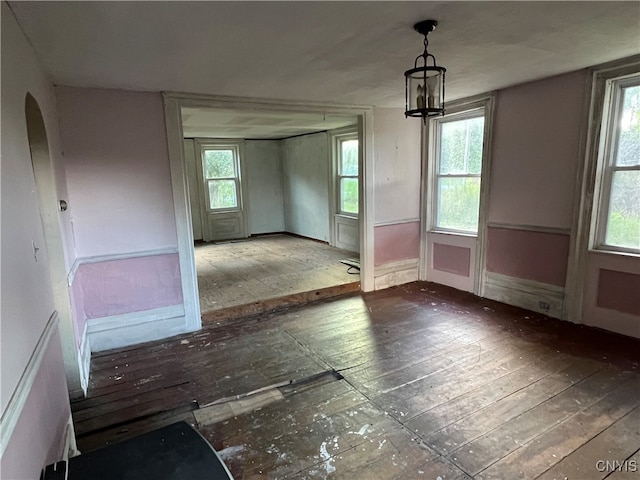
[
  {"left": 489, "top": 70, "right": 588, "bottom": 229},
  {"left": 72, "top": 253, "right": 183, "bottom": 322},
  {"left": 486, "top": 227, "right": 570, "bottom": 287},
  {"left": 2, "top": 9, "right": 72, "bottom": 476},
  {"left": 597, "top": 269, "right": 640, "bottom": 316},
  {"left": 56, "top": 87, "right": 178, "bottom": 258},
  {"left": 374, "top": 222, "right": 420, "bottom": 266},
  {"left": 1, "top": 331, "right": 71, "bottom": 480},
  {"left": 433, "top": 243, "right": 471, "bottom": 276}
]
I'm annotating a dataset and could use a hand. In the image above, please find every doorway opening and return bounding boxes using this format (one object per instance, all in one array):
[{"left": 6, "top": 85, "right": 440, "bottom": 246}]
[
  {"left": 25, "top": 93, "right": 82, "bottom": 394},
  {"left": 182, "top": 107, "right": 360, "bottom": 320},
  {"left": 180, "top": 106, "right": 363, "bottom": 319}
]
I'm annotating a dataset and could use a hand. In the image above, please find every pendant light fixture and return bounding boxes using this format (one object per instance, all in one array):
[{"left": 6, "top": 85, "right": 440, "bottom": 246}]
[{"left": 405, "top": 20, "right": 446, "bottom": 124}]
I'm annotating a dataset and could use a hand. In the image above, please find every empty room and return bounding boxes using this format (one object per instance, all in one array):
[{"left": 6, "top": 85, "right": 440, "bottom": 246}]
[{"left": 2, "top": 2, "right": 639, "bottom": 480}]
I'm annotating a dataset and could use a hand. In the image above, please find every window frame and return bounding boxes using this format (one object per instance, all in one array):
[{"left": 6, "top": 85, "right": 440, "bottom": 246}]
[
  {"left": 429, "top": 107, "right": 486, "bottom": 235},
  {"left": 334, "top": 130, "right": 359, "bottom": 217},
  {"left": 200, "top": 143, "right": 242, "bottom": 213},
  {"left": 593, "top": 73, "right": 640, "bottom": 254}
]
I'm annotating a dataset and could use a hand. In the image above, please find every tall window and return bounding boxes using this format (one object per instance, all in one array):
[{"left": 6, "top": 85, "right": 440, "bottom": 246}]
[
  {"left": 202, "top": 146, "right": 241, "bottom": 211},
  {"left": 596, "top": 75, "right": 640, "bottom": 252},
  {"left": 433, "top": 112, "right": 485, "bottom": 233},
  {"left": 337, "top": 136, "right": 359, "bottom": 216}
]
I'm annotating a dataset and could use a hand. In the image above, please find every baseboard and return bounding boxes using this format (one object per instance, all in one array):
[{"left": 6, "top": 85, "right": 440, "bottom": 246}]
[
  {"left": 374, "top": 258, "right": 419, "bottom": 290},
  {"left": 61, "top": 414, "right": 80, "bottom": 459},
  {"left": 87, "top": 304, "right": 187, "bottom": 352},
  {"left": 77, "top": 323, "right": 91, "bottom": 395},
  {"left": 0, "top": 311, "right": 59, "bottom": 458},
  {"left": 483, "top": 271, "right": 565, "bottom": 319}
]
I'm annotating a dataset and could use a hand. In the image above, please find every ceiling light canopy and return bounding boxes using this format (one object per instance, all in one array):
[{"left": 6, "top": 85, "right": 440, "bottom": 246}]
[{"left": 405, "top": 20, "right": 446, "bottom": 124}]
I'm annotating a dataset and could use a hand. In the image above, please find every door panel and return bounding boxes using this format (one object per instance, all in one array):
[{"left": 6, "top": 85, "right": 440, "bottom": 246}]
[{"left": 334, "top": 214, "right": 359, "bottom": 252}]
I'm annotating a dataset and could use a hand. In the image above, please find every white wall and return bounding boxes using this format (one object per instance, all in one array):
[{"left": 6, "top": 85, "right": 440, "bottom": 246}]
[
  {"left": 245, "top": 140, "right": 285, "bottom": 234},
  {"left": 370, "top": 108, "right": 422, "bottom": 289},
  {"left": 1, "top": 3, "right": 72, "bottom": 476},
  {"left": 372, "top": 108, "right": 422, "bottom": 225},
  {"left": 281, "top": 132, "right": 330, "bottom": 241}
]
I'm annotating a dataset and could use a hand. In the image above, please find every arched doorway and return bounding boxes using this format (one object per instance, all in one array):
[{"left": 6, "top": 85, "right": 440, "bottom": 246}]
[{"left": 25, "top": 93, "right": 82, "bottom": 395}]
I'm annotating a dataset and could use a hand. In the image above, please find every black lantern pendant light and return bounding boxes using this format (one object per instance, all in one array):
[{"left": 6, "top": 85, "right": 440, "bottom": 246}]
[{"left": 405, "top": 20, "right": 446, "bottom": 124}]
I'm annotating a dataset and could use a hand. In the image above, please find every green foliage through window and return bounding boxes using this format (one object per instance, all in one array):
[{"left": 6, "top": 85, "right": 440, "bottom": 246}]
[
  {"left": 202, "top": 147, "right": 239, "bottom": 211},
  {"left": 339, "top": 138, "right": 359, "bottom": 215},
  {"left": 341, "top": 178, "right": 358, "bottom": 214},
  {"left": 603, "top": 83, "right": 640, "bottom": 250},
  {"left": 436, "top": 115, "right": 484, "bottom": 232},
  {"left": 204, "top": 150, "right": 235, "bottom": 179},
  {"left": 208, "top": 180, "right": 237, "bottom": 210}
]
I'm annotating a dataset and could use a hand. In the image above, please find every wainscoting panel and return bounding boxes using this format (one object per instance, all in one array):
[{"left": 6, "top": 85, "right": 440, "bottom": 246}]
[{"left": 483, "top": 271, "right": 565, "bottom": 319}]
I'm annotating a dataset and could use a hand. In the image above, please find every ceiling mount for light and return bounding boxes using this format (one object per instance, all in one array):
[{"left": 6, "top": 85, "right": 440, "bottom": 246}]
[{"left": 405, "top": 19, "right": 446, "bottom": 124}]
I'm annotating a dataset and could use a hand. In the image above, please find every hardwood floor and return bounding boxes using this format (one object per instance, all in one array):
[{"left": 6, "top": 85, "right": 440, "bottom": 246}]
[
  {"left": 195, "top": 234, "right": 360, "bottom": 320},
  {"left": 72, "top": 282, "right": 640, "bottom": 479}
]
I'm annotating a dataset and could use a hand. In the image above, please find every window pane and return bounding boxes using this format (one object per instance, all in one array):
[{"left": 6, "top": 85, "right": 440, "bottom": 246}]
[
  {"left": 616, "top": 85, "right": 640, "bottom": 167},
  {"left": 605, "top": 170, "right": 640, "bottom": 249},
  {"left": 208, "top": 179, "right": 238, "bottom": 209},
  {"left": 437, "top": 177, "right": 481, "bottom": 231},
  {"left": 440, "top": 117, "right": 484, "bottom": 175},
  {"left": 204, "top": 150, "right": 235, "bottom": 178},
  {"left": 341, "top": 140, "right": 358, "bottom": 176},
  {"left": 340, "top": 177, "right": 358, "bottom": 214}
]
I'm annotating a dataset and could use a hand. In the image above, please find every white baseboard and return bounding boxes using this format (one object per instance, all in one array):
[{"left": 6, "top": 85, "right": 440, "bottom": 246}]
[
  {"left": 61, "top": 414, "right": 80, "bottom": 459},
  {"left": 374, "top": 258, "right": 419, "bottom": 290},
  {"left": 483, "top": 271, "right": 565, "bottom": 319},
  {"left": 77, "top": 323, "right": 91, "bottom": 395},
  {"left": 0, "top": 311, "right": 59, "bottom": 458},
  {"left": 87, "top": 304, "right": 188, "bottom": 352}
]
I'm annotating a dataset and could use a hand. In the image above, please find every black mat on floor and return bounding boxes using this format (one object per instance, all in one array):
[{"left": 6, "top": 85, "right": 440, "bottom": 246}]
[{"left": 41, "top": 422, "right": 233, "bottom": 480}]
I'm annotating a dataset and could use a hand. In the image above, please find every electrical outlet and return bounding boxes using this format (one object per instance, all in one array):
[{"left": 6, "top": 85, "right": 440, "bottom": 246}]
[{"left": 539, "top": 301, "right": 550, "bottom": 311}]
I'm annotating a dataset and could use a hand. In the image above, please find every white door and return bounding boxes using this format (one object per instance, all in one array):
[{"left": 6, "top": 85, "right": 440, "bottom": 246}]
[{"left": 195, "top": 139, "right": 249, "bottom": 242}]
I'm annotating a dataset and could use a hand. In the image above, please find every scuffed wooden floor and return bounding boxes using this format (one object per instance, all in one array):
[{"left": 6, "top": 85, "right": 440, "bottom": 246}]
[
  {"left": 194, "top": 234, "right": 360, "bottom": 314},
  {"left": 72, "top": 283, "right": 640, "bottom": 479}
]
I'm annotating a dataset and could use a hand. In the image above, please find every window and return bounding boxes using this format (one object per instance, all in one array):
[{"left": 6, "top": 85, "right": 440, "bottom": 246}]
[
  {"left": 337, "top": 135, "right": 359, "bottom": 216},
  {"left": 433, "top": 112, "right": 485, "bottom": 233},
  {"left": 202, "top": 146, "right": 241, "bottom": 211},
  {"left": 596, "top": 75, "right": 640, "bottom": 252}
]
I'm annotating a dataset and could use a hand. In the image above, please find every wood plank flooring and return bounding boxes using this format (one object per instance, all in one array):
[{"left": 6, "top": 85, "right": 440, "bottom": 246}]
[
  {"left": 72, "top": 282, "right": 640, "bottom": 479},
  {"left": 195, "top": 234, "right": 360, "bottom": 316}
]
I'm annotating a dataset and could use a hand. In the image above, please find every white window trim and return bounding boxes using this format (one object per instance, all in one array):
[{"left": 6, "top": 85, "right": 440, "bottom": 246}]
[
  {"left": 330, "top": 126, "right": 359, "bottom": 218},
  {"left": 420, "top": 92, "right": 496, "bottom": 295},
  {"left": 564, "top": 55, "right": 640, "bottom": 324},
  {"left": 198, "top": 141, "right": 244, "bottom": 214},
  {"left": 429, "top": 107, "right": 485, "bottom": 235},
  {"left": 592, "top": 74, "right": 640, "bottom": 254}
]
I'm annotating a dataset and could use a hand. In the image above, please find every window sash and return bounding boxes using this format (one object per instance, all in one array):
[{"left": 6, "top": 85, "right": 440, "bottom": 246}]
[
  {"left": 201, "top": 146, "right": 242, "bottom": 213},
  {"left": 336, "top": 134, "right": 359, "bottom": 216},
  {"left": 432, "top": 110, "right": 485, "bottom": 233},
  {"left": 595, "top": 74, "right": 640, "bottom": 253}
]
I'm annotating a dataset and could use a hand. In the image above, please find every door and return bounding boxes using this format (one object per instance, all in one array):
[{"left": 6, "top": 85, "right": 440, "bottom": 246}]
[{"left": 195, "top": 139, "right": 249, "bottom": 242}]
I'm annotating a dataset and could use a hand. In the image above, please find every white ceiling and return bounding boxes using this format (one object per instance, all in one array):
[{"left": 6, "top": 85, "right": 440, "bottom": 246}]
[
  {"left": 8, "top": 1, "right": 640, "bottom": 135},
  {"left": 182, "top": 107, "right": 357, "bottom": 139}
]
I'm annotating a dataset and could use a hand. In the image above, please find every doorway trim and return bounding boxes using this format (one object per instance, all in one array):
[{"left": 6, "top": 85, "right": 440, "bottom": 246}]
[{"left": 163, "top": 93, "right": 374, "bottom": 331}]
